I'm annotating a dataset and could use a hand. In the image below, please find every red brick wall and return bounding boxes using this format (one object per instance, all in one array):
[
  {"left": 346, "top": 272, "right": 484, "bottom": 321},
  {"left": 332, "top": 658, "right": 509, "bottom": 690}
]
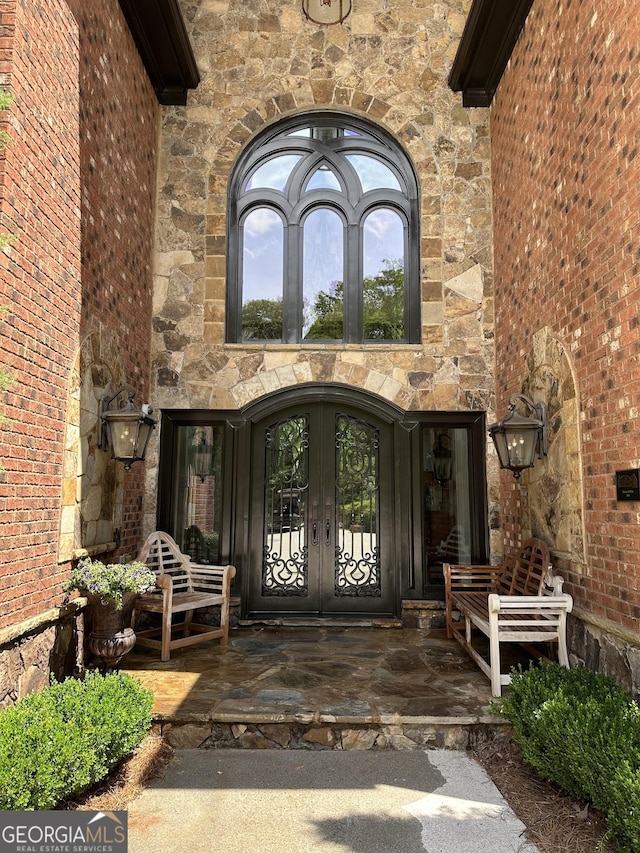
[
  {"left": 0, "top": 0, "right": 159, "bottom": 630},
  {"left": 67, "top": 0, "right": 160, "bottom": 561},
  {"left": 0, "top": 0, "right": 81, "bottom": 626},
  {"left": 491, "top": 0, "right": 640, "bottom": 633}
]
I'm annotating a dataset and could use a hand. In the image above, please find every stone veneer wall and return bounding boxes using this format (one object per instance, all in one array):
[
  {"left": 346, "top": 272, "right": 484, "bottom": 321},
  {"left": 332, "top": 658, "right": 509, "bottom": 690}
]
[
  {"left": 491, "top": 0, "right": 640, "bottom": 695},
  {"left": 146, "top": 0, "right": 497, "bottom": 541}
]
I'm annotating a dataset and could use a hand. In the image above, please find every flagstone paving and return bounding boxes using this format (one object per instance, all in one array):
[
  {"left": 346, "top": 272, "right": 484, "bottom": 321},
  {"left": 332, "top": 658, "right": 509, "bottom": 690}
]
[{"left": 121, "top": 626, "right": 530, "bottom": 750}]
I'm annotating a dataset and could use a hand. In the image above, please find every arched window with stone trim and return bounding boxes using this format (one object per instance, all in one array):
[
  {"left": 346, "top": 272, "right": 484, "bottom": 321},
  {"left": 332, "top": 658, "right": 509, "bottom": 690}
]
[{"left": 227, "top": 112, "right": 420, "bottom": 344}]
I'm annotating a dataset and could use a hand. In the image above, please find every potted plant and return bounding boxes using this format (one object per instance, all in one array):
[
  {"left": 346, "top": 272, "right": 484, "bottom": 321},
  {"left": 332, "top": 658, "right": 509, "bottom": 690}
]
[{"left": 64, "top": 558, "right": 156, "bottom": 671}]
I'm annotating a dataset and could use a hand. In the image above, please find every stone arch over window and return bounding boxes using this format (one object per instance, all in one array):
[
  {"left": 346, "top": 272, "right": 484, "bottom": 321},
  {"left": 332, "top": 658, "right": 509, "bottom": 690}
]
[{"left": 226, "top": 111, "right": 420, "bottom": 344}]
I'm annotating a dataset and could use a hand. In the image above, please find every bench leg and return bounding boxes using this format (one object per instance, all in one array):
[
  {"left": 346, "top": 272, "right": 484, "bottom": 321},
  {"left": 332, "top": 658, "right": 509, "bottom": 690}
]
[
  {"left": 488, "top": 615, "right": 502, "bottom": 697},
  {"left": 161, "top": 607, "right": 172, "bottom": 662},
  {"left": 557, "top": 620, "right": 570, "bottom": 668},
  {"left": 220, "top": 599, "right": 230, "bottom": 645},
  {"left": 183, "top": 609, "right": 194, "bottom": 637}
]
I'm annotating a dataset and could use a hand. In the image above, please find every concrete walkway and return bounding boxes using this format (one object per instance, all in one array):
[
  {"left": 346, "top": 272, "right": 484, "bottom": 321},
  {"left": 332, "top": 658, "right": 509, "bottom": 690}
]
[{"left": 127, "top": 749, "right": 541, "bottom": 853}]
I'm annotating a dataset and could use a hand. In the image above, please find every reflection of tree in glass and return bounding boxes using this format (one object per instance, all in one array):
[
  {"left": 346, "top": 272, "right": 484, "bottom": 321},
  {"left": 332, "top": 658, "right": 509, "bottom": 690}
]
[
  {"left": 242, "top": 298, "right": 283, "bottom": 340},
  {"left": 305, "top": 259, "right": 404, "bottom": 341},
  {"left": 336, "top": 415, "right": 378, "bottom": 533},
  {"left": 304, "top": 283, "right": 344, "bottom": 340},
  {"left": 362, "top": 259, "right": 404, "bottom": 340},
  {"left": 241, "top": 260, "right": 404, "bottom": 342}
]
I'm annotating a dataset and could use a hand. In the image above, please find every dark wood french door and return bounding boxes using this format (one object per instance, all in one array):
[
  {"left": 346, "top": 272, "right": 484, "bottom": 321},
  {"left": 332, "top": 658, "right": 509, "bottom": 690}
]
[{"left": 247, "top": 401, "right": 396, "bottom": 617}]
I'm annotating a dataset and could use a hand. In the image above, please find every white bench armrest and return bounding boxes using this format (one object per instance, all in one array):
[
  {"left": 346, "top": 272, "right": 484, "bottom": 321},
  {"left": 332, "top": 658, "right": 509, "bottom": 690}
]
[{"left": 488, "top": 593, "right": 573, "bottom": 614}]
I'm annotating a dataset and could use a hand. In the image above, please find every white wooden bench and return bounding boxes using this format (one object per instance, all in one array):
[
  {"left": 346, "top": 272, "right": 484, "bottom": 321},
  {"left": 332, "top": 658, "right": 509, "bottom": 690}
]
[
  {"left": 444, "top": 538, "right": 573, "bottom": 696},
  {"left": 134, "top": 531, "right": 236, "bottom": 662}
]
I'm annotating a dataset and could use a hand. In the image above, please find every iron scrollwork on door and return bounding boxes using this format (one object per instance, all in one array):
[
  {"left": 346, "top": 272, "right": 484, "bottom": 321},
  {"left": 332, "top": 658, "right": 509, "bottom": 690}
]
[
  {"left": 262, "top": 415, "right": 309, "bottom": 596},
  {"left": 334, "top": 413, "right": 381, "bottom": 597}
]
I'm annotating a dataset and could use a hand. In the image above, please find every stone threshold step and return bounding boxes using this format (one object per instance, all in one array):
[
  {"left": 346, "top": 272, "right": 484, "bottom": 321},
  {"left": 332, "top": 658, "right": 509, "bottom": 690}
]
[{"left": 155, "top": 716, "right": 510, "bottom": 752}]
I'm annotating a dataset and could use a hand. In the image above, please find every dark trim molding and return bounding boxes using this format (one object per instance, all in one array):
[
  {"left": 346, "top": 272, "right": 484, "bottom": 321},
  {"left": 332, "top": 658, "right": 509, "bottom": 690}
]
[
  {"left": 448, "top": 0, "right": 534, "bottom": 107},
  {"left": 118, "top": 0, "right": 200, "bottom": 105}
]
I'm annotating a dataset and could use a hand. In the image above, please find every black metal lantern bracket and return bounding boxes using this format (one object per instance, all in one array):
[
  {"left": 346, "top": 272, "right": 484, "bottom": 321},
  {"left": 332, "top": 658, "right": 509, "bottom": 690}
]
[
  {"left": 488, "top": 393, "right": 548, "bottom": 479},
  {"left": 98, "top": 386, "right": 157, "bottom": 470}
]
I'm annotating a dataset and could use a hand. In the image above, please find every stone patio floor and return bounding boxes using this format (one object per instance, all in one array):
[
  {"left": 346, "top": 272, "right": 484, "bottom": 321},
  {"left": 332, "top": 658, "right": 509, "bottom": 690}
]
[{"left": 121, "top": 626, "right": 530, "bottom": 750}]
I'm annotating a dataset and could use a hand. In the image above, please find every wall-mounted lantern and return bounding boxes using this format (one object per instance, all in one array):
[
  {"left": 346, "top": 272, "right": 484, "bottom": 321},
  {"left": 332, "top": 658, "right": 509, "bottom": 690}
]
[
  {"left": 488, "top": 394, "right": 547, "bottom": 479},
  {"left": 98, "top": 386, "right": 157, "bottom": 470},
  {"left": 302, "top": 0, "right": 351, "bottom": 25},
  {"left": 190, "top": 426, "right": 215, "bottom": 483}
]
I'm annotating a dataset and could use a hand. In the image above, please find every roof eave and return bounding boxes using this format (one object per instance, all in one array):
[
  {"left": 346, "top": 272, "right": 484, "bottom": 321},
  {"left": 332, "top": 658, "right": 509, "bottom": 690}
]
[
  {"left": 118, "top": 0, "right": 200, "bottom": 106},
  {"left": 448, "top": 0, "right": 534, "bottom": 107}
]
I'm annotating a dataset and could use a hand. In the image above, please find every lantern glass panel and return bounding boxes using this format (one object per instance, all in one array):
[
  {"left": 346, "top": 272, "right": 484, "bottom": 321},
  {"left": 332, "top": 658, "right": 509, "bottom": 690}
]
[{"left": 503, "top": 426, "right": 537, "bottom": 470}]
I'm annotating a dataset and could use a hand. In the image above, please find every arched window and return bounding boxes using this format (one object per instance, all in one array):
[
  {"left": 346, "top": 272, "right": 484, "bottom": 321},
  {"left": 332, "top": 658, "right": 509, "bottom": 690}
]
[{"left": 227, "top": 113, "right": 420, "bottom": 344}]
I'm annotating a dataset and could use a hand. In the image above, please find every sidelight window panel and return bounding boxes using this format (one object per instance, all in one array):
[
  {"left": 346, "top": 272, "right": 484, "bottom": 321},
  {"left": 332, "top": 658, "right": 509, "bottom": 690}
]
[{"left": 170, "top": 424, "right": 224, "bottom": 564}]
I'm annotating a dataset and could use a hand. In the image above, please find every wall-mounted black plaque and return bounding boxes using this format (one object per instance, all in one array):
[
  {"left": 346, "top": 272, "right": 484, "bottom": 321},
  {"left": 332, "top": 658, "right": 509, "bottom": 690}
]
[{"left": 616, "top": 469, "right": 640, "bottom": 501}]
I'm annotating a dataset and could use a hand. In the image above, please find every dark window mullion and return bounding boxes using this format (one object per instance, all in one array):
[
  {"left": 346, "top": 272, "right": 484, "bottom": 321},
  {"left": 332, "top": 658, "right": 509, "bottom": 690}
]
[
  {"left": 406, "top": 213, "right": 420, "bottom": 343},
  {"left": 344, "top": 222, "right": 362, "bottom": 343},
  {"left": 282, "top": 221, "right": 302, "bottom": 343}
]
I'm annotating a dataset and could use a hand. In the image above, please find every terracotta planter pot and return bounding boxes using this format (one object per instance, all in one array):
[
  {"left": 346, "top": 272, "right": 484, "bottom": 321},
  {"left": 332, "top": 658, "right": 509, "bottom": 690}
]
[{"left": 84, "top": 591, "right": 138, "bottom": 671}]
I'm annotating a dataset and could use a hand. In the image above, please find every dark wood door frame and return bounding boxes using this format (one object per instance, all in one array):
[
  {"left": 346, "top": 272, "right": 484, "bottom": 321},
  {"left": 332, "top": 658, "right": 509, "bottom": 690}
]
[{"left": 157, "top": 385, "right": 489, "bottom": 616}]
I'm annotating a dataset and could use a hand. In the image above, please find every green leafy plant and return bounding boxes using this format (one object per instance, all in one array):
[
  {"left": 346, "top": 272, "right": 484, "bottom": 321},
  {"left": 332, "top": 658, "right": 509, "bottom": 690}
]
[
  {"left": 0, "top": 671, "right": 153, "bottom": 810},
  {"left": 497, "top": 662, "right": 640, "bottom": 852},
  {"left": 0, "top": 89, "right": 15, "bottom": 250},
  {"left": 64, "top": 557, "right": 156, "bottom": 609}
]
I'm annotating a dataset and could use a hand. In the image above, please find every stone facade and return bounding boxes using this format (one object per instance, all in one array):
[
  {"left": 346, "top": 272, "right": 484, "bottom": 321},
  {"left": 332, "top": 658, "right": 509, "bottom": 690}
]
[
  {"left": 2, "top": 0, "right": 638, "bottom": 706},
  {"left": 146, "top": 0, "right": 496, "bottom": 542},
  {"left": 490, "top": 0, "right": 640, "bottom": 690}
]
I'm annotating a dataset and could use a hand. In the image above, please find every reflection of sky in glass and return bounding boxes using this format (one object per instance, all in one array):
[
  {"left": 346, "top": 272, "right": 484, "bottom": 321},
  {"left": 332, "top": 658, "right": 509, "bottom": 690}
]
[
  {"left": 345, "top": 155, "right": 401, "bottom": 192},
  {"left": 285, "top": 127, "right": 362, "bottom": 138},
  {"left": 303, "top": 208, "right": 343, "bottom": 337},
  {"left": 306, "top": 166, "right": 341, "bottom": 191},
  {"left": 242, "top": 208, "right": 283, "bottom": 303},
  {"left": 363, "top": 208, "right": 404, "bottom": 277},
  {"left": 246, "top": 155, "right": 302, "bottom": 191}
]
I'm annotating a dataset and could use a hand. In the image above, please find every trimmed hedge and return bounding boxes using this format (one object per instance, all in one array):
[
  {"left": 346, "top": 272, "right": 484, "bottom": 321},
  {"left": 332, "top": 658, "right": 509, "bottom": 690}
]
[
  {"left": 0, "top": 671, "right": 153, "bottom": 810},
  {"left": 497, "top": 662, "right": 640, "bottom": 852}
]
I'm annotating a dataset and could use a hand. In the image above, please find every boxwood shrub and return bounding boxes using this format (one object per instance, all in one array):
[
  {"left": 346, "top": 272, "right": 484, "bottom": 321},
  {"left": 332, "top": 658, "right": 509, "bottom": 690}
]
[
  {"left": 497, "top": 662, "right": 640, "bottom": 852},
  {"left": 0, "top": 671, "right": 153, "bottom": 810}
]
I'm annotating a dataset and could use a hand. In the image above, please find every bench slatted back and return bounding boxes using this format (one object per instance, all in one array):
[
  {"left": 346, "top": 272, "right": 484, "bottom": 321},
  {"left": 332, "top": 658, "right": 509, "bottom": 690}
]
[
  {"left": 139, "top": 531, "right": 195, "bottom": 594},
  {"left": 139, "top": 531, "right": 232, "bottom": 598},
  {"left": 497, "top": 539, "right": 551, "bottom": 596}
]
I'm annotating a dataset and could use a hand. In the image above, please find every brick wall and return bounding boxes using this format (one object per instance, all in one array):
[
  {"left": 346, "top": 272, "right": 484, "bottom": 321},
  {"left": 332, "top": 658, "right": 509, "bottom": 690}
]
[
  {"left": 0, "top": 0, "right": 81, "bottom": 627},
  {"left": 491, "top": 0, "right": 640, "bottom": 637},
  {"left": 0, "top": 0, "right": 159, "bottom": 633},
  {"left": 66, "top": 0, "right": 160, "bottom": 562}
]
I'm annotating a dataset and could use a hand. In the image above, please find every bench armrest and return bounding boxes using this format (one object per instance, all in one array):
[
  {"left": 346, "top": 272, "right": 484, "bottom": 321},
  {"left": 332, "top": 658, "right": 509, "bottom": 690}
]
[{"left": 488, "top": 593, "right": 573, "bottom": 614}]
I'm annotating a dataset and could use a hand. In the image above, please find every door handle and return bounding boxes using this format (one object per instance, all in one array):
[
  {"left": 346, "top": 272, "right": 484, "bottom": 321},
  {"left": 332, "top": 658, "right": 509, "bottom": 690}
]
[
  {"left": 325, "top": 502, "right": 331, "bottom": 546},
  {"left": 312, "top": 503, "right": 318, "bottom": 546}
]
